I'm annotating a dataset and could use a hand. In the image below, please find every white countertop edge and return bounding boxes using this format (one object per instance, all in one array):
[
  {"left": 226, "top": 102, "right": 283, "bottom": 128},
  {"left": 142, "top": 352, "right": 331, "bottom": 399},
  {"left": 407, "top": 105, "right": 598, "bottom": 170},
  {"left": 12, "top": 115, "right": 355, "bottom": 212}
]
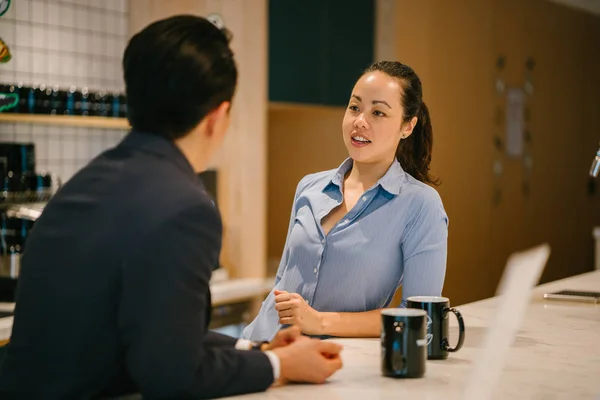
[{"left": 1, "top": 270, "right": 596, "bottom": 343}]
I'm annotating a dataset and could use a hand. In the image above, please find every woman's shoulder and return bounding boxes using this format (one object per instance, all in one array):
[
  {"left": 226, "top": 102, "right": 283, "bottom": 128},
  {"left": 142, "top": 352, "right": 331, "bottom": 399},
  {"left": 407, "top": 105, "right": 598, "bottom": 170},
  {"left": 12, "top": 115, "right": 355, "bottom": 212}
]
[
  {"left": 401, "top": 174, "right": 446, "bottom": 215},
  {"left": 295, "top": 168, "right": 338, "bottom": 194}
]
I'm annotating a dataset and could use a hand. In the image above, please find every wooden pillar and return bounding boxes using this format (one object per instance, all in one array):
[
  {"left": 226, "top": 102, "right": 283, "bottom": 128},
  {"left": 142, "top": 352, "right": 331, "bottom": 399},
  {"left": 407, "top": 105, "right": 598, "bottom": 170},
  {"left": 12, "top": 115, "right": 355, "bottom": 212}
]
[
  {"left": 375, "top": 0, "right": 397, "bottom": 61},
  {"left": 129, "top": 0, "right": 268, "bottom": 280}
]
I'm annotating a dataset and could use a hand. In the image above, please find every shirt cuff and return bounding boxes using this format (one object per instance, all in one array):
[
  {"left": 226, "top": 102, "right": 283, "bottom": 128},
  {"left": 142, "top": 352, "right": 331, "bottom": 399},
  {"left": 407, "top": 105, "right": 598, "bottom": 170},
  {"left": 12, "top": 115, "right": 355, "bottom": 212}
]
[
  {"left": 263, "top": 350, "right": 281, "bottom": 381},
  {"left": 234, "top": 338, "right": 253, "bottom": 350},
  {"left": 234, "top": 339, "right": 280, "bottom": 380}
]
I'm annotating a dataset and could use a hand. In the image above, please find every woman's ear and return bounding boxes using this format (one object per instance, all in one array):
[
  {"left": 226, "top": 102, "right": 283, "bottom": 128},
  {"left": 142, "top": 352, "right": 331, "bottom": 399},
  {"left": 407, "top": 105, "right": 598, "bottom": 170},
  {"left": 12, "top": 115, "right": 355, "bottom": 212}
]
[{"left": 401, "top": 116, "right": 418, "bottom": 139}]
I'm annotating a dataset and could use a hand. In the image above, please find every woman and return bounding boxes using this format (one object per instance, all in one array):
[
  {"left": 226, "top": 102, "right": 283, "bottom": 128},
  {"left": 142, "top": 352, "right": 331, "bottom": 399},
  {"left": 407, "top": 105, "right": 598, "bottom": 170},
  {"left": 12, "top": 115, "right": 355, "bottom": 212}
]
[{"left": 243, "top": 61, "right": 448, "bottom": 341}]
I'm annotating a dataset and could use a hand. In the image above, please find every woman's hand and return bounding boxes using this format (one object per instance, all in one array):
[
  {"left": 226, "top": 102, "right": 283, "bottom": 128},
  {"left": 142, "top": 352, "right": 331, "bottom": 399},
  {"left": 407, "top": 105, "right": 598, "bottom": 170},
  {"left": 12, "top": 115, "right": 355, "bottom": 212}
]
[{"left": 274, "top": 290, "right": 324, "bottom": 335}]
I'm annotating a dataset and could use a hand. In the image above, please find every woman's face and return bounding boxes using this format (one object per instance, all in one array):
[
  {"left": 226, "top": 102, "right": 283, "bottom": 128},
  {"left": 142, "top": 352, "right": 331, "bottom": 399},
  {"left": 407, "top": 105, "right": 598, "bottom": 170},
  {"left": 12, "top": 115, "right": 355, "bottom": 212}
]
[{"left": 342, "top": 71, "right": 414, "bottom": 164}]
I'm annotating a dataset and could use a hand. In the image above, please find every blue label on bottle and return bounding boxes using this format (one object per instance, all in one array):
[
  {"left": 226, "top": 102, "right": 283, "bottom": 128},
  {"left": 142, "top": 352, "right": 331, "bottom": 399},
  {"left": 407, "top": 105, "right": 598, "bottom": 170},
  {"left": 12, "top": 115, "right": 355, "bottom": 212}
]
[
  {"left": 112, "top": 98, "right": 119, "bottom": 117},
  {"left": 27, "top": 91, "right": 34, "bottom": 112},
  {"left": 67, "top": 94, "right": 74, "bottom": 114}
]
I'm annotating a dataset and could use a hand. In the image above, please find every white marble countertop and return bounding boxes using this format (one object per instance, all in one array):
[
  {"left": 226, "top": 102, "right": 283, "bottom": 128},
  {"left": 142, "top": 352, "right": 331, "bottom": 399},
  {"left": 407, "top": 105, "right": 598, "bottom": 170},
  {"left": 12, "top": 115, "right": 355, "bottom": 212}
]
[
  {"left": 223, "top": 271, "right": 600, "bottom": 400},
  {"left": 0, "top": 276, "right": 274, "bottom": 342},
  {"left": 2, "top": 272, "right": 599, "bottom": 398}
]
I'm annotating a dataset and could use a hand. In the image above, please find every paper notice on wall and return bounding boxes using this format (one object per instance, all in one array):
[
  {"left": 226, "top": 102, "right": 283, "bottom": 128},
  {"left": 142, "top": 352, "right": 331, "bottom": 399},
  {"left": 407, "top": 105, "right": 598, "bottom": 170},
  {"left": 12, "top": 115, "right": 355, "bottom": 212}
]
[{"left": 505, "top": 87, "right": 526, "bottom": 158}]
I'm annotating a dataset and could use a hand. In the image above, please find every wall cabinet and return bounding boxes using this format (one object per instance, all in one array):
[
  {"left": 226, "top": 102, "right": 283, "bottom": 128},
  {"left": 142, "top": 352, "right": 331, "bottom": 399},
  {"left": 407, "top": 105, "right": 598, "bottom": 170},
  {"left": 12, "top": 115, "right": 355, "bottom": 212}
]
[{"left": 269, "top": 0, "right": 375, "bottom": 106}]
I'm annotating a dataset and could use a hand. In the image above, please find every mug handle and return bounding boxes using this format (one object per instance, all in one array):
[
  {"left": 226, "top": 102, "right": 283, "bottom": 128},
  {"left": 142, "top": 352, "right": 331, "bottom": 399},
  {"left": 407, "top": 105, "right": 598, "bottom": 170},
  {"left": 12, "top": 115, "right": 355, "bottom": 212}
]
[{"left": 443, "top": 307, "right": 465, "bottom": 352}]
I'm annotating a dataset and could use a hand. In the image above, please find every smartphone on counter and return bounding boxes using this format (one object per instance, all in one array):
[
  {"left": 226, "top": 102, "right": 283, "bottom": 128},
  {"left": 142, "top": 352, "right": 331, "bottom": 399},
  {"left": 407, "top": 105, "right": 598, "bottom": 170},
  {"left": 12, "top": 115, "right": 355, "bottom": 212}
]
[{"left": 543, "top": 290, "right": 600, "bottom": 304}]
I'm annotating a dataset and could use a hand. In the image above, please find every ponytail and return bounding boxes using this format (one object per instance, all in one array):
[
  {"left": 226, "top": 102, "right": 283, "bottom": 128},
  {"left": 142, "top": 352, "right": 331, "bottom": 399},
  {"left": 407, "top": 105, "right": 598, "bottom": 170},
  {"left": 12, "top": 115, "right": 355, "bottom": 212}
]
[
  {"left": 364, "top": 61, "right": 439, "bottom": 186},
  {"left": 395, "top": 101, "right": 439, "bottom": 186}
]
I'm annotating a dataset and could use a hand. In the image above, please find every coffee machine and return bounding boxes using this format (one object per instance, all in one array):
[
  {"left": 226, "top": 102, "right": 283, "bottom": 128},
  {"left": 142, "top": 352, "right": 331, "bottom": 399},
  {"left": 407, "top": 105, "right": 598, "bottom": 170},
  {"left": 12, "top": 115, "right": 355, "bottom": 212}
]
[{"left": 0, "top": 142, "right": 58, "bottom": 302}]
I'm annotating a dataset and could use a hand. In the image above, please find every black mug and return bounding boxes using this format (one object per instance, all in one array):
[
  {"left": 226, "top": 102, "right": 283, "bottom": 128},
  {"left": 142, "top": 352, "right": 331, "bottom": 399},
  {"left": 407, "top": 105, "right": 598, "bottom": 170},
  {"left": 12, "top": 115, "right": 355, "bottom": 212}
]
[
  {"left": 406, "top": 296, "right": 465, "bottom": 360},
  {"left": 381, "top": 308, "right": 428, "bottom": 378}
]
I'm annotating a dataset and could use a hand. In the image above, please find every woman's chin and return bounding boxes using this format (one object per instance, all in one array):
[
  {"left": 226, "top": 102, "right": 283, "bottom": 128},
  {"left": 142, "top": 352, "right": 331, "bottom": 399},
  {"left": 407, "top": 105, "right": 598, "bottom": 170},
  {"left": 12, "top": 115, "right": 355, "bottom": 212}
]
[
  {"left": 347, "top": 149, "right": 393, "bottom": 166},
  {"left": 347, "top": 148, "right": 373, "bottom": 163}
]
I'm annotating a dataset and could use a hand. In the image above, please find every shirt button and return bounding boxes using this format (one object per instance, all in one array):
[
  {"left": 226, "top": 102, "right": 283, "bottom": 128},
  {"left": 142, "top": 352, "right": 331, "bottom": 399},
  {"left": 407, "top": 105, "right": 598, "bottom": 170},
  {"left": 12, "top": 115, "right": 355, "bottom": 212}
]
[
  {"left": 321, "top": 238, "right": 325, "bottom": 244},
  {"left": 344, "top": 219, "right": 350, "bottom": 224},
  {"left": 313, "top": 268, "right": 317, "bottom": 274},
  {"left": 362, "top": 196, "right": 367, "bottom": 201}
]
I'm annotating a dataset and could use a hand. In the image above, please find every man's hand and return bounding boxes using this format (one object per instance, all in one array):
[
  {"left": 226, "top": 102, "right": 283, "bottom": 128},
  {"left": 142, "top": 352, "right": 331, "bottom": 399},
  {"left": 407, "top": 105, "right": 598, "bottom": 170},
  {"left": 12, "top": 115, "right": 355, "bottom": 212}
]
[
  {"left": 274, "top": 290, "right": 324, "bottom": 335},
  {"left": 263, "top": 325, "right": 303, "bottom": 350},
  {"left": 272, "top": 339, "right": 343, "bottom": 384}
]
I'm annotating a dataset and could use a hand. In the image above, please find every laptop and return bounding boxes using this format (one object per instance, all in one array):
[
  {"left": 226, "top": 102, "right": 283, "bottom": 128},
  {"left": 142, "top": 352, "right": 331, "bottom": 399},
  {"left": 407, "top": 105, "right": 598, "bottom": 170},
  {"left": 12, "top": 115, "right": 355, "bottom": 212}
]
[{"left": 464, "top": 243, "right": 551, "bottom": 400}]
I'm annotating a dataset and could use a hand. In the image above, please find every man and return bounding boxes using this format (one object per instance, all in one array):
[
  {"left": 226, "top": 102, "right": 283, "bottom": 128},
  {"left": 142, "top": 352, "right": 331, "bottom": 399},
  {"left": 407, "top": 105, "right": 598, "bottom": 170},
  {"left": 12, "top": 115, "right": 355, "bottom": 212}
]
[{"left": 0, "top": 15, "right": 343, "bottom": 399}]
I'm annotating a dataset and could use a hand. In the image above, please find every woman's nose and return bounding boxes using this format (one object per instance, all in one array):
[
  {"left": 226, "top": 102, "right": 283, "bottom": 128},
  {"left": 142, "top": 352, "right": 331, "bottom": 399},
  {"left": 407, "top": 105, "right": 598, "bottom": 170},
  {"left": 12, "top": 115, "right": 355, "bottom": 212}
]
[{"left": 354, "top": 113, "right": 368, "bottom": 129}]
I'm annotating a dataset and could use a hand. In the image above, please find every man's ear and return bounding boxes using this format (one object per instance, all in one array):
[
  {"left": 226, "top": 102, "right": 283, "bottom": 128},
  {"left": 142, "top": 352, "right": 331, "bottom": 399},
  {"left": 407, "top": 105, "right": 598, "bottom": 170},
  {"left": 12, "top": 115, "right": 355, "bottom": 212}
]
[{"left": 205, "top": 101, "right": 231, "bottom": 137}]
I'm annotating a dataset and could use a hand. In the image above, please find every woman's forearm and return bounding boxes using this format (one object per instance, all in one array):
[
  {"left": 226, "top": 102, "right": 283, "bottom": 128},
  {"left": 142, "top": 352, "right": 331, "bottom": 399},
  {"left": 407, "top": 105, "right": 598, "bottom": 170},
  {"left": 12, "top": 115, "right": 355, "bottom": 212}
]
[{"left": 319, "top": 309, "right": 382, "bottom": 337}]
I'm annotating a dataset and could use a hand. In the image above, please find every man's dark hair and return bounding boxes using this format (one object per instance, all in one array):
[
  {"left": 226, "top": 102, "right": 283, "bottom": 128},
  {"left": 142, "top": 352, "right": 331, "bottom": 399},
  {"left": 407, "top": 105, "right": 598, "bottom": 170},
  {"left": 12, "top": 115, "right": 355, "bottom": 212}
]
[{"left": 123, "top": 15, "right": 237, "bottom": 139}]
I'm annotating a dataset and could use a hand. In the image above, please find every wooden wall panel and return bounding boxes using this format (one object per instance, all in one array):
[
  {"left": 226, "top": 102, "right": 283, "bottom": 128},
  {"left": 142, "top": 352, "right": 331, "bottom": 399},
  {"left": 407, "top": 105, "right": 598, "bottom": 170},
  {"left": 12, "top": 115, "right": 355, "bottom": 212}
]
[
  {"left": 581, "top": 11, "right": 600, "bottom": 274},
  {"left": 129, "top": 0, "right": 268, "bottom": 279},
  {"left": 267, "top": 0, "right": 600, "bottom": 306},
  {"left": 267, "top": 105, "right": 347, "bottom": 273},
  {"left": 514, "top": 0, "right": 589, "bottom": 283},
  {"left": 400, "top": 0, "right": 496, "bottom": 304}
]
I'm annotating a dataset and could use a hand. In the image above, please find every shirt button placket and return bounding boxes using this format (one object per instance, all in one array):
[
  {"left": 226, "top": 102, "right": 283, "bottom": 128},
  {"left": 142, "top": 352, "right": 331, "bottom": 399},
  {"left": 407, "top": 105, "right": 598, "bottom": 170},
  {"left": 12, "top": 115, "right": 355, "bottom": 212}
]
[{"left": 314, "top": 237, "right": 325, "bottom": 295}]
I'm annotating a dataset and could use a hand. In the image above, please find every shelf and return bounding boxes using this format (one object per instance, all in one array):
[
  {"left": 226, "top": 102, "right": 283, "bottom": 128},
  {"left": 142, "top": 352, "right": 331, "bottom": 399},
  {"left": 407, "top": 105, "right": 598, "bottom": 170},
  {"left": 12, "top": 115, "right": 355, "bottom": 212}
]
[{"left": 0, "top": 113, "right": 130, "bottom": 129}]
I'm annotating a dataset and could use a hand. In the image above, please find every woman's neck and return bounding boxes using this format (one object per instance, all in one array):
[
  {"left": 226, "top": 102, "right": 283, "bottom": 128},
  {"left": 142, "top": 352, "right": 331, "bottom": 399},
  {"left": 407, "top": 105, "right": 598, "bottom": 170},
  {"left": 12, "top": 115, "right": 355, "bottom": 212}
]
[{"left": 346, "top": 157, "right": 395, "bottom": 191}]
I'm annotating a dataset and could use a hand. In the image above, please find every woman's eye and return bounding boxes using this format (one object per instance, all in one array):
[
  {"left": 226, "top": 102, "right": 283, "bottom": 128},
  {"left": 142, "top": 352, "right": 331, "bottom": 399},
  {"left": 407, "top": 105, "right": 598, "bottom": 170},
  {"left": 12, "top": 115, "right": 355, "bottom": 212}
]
[
  {"left": 373, "top": 110, "right": 385, "bottom": 117},
  {"left": 349, "top": 105, "right": 360, "bottom": 112}
]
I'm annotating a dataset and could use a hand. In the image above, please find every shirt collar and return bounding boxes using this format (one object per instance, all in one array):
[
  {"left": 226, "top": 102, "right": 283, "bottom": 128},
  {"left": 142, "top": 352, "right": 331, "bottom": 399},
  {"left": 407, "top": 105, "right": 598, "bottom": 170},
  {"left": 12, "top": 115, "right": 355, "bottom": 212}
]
[
  {"left": 378, "top": 159, "right": 405, "bottom": 195},
  {"left": 326, "top": 157, "right": 406, "bottom": 195}
]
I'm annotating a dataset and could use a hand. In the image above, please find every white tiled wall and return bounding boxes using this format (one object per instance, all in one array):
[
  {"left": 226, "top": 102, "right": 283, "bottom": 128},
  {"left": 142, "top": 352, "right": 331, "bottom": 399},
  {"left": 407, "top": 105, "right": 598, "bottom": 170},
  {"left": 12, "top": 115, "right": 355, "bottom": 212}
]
[{"left": 0, "top": 0, "right": 129, "bottom": 182}]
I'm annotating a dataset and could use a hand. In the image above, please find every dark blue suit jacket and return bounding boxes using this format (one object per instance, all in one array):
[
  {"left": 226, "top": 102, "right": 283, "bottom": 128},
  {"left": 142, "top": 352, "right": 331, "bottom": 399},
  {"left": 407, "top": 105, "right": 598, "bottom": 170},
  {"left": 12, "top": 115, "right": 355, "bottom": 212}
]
[{"left": 0, "top": 131, "right": 273, "bottom": 399}]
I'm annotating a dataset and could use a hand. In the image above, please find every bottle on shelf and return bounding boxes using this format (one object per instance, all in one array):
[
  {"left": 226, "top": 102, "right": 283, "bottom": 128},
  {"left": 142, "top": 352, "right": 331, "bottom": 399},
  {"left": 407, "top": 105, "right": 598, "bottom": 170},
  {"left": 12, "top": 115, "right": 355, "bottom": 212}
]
[
  {"left": 49, "top": 85, "right": 62, "bottom": 115},
  {"left": 93, "top": 90, "right": 108, "bottom": 117},
  {"left": 27, "top": 84, "right": 38, "bottom": 114},
  {"left": 16, "top": 82, "right": 27, "bottom": 113},
  {"left": 75, "top": 87, "right": 90, "bottom": 116},
  {"left": 1, "top": 82, "right": 127, "bottom": 119},
  {"left": 110, "top": 92, "right": 120, "bottom": 118},
  {"left": 119, "top": 94, "right": 127, "bottom": 118},
  {"left": 62, "top": 86, "right": 76, "bottom": 115},
  {"left": 37, "top": 84, "right": 54, "bottom": 115}
]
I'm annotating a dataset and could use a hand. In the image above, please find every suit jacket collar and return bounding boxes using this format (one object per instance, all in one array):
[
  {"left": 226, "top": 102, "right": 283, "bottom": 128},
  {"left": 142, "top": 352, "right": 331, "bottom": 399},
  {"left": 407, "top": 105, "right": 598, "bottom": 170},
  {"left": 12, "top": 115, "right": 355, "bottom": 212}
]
[{"left": 120, "top": 130, "right": 197, "bottom": 179}]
